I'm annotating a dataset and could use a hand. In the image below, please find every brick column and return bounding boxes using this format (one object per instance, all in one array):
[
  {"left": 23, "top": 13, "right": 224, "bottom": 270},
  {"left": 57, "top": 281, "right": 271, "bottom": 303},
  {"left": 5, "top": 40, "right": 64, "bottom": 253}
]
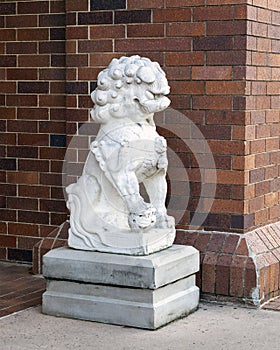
[{"left": 176, "top": 0, "right": 280, "bottom": 305}]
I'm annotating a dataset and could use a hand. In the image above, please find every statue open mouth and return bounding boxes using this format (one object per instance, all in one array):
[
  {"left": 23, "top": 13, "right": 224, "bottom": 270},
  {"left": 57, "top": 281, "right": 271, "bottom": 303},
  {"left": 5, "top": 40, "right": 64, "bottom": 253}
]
[{"left": 135, "top": 95, "right": 171, "bottom": 114}]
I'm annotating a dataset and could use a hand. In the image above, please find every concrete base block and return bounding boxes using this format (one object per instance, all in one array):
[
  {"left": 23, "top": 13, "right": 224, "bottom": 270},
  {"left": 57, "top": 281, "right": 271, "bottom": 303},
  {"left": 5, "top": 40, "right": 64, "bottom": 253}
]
[{"left": 42, "top": 245, "right": 200, "bottom": 329}]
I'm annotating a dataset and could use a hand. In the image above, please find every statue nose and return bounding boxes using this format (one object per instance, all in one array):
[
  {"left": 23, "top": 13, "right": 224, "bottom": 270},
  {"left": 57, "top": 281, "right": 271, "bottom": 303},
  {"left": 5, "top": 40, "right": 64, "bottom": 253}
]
[
  {"left": 162, "top": 86, "right": 170, "bottom": 95},
  {"left": 160, "top": 96, "right": 171, "bottom": 110}
]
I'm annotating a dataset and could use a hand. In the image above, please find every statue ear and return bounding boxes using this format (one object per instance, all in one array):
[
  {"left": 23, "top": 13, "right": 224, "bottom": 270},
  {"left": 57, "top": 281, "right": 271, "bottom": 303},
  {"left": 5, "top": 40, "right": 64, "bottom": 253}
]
[{"left": 136, "top": 67, "right": 156, "bottom": 84}]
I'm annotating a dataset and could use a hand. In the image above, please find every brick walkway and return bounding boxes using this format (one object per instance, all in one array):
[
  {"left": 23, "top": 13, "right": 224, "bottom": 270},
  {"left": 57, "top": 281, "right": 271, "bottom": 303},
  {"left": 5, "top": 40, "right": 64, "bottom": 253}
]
[{"left": 0, "top": 261, "right": 46, "bottom": 318}]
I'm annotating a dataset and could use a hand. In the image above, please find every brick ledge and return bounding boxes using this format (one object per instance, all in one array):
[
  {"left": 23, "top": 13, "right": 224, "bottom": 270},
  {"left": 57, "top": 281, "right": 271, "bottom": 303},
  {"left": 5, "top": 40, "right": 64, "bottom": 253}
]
[
  {"left": 175, "top": 221, "right": 280, "bottom": 306},
  {"left": 33, "top": 221, "right": 69, "bottom": 274}
]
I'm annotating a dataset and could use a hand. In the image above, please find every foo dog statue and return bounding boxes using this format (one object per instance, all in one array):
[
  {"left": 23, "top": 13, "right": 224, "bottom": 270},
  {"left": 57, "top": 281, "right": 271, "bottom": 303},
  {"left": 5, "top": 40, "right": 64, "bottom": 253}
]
[{"left": 66, "top": 55, "right": 175, "bottom": 255}]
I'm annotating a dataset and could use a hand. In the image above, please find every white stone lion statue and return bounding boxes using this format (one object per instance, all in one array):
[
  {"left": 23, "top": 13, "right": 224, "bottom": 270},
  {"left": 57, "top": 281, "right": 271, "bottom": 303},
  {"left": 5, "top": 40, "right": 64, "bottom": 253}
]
[{"left": 66, "top": 55, "right": 175, "bottom": 255}]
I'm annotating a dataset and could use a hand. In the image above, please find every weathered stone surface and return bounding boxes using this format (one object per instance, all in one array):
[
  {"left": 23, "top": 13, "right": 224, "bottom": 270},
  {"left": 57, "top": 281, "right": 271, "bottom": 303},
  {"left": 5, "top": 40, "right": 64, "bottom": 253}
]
[
  {"left": 42, "top": 245, "right": 200, "bottom": 329},
  {"left": 43, "top": 277, "right": 199, "bottom": 329},
  {"left": 43, "top": 245, "right": 199, "bottom": 289}
]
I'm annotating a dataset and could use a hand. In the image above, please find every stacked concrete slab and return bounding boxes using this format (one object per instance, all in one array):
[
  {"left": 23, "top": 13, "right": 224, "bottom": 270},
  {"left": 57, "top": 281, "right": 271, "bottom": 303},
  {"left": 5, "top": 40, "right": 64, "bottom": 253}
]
[{"left": 42, "top": 245, "right": 199, "bottom": 329}]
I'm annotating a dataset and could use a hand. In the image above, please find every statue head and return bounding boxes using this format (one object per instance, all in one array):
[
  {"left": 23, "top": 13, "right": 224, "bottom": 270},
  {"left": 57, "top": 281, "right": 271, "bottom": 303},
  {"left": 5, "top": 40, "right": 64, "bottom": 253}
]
[{"left": 90, "top": 55, "right": 170, "bottom": 124}]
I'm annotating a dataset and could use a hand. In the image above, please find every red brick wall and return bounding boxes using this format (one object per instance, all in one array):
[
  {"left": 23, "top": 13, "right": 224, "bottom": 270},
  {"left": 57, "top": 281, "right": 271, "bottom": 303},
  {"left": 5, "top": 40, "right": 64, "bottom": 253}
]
[
  {"left": 245, "top": 1, "right": 280, "bottom": 229},
  {"left": 64, "top": 0, "right": 251, "bottom": 235},
  {"left": 0, "top": 0, "right": 67, "bottom": 262}
]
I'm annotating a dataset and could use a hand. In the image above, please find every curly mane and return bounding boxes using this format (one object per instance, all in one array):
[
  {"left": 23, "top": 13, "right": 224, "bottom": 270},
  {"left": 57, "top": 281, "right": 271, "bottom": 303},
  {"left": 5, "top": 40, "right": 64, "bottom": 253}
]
[{"left": 90, "top": 55, "right": 169, "bottom": 124}]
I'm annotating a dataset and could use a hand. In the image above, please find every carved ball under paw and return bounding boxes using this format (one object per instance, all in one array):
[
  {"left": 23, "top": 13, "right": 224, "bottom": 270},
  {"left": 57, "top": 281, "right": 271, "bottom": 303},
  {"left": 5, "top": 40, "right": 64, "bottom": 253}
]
[{"left": 128, "top": 205, "right": 157, "bottom": 231}]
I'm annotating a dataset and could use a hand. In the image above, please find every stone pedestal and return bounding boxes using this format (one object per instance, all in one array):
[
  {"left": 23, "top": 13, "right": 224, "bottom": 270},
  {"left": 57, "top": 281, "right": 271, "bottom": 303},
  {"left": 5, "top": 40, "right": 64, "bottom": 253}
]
[{"left": 42, "top": 245, "right": 199, "bottom": 329}]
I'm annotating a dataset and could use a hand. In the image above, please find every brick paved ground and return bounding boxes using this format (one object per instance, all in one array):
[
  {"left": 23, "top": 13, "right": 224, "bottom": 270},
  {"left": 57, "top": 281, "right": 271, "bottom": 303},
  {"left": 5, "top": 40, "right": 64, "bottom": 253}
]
[{"left": 0, "top": 262, "right": 45, "bottom": 318}]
